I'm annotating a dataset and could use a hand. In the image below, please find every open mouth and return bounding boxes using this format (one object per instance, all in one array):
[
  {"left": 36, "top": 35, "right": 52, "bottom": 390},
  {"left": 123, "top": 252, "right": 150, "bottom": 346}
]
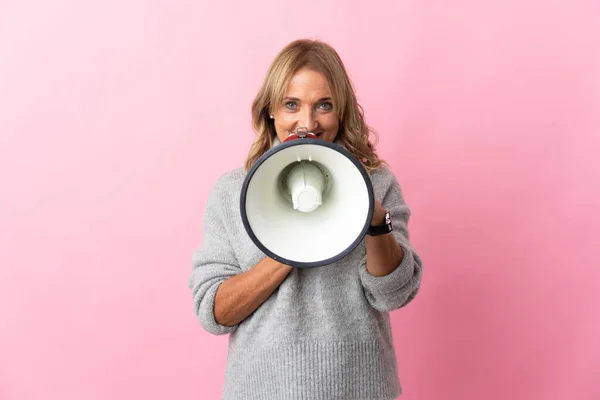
[{"left": 290, "top": 131, "right": 324, "bottom": 137}]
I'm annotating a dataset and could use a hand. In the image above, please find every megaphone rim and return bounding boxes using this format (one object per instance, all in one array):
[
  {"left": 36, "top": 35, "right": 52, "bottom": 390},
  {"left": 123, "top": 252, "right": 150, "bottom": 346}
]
[{"left": 240, "top": 138, "right": 375, "bottom": 268}]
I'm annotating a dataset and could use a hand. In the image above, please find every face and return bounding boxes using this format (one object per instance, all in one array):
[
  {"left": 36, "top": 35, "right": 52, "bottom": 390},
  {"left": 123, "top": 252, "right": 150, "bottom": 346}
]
[{"left": 271, "top": 67, "right": 340, "bottom": 143}]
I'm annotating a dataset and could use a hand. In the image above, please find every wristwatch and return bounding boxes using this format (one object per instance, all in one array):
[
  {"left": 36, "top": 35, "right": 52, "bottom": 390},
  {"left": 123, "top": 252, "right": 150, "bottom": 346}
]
[{"left": 366, "top": 209, "right": 393, "bottom": 236}]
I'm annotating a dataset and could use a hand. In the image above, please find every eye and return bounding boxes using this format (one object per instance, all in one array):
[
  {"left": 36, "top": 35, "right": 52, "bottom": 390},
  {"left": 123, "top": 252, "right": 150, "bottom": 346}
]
[
  {"left": 319, "top": 102, "right": 333, "bottom": 111},
  {"left": 285, "top": 101, "right": 297, "bottom": 110}
]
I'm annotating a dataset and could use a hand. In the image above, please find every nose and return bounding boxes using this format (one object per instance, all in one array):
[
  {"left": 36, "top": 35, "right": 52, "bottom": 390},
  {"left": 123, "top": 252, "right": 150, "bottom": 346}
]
[{"left": 298, "top": 108, "right": 319, "bottom": 133}]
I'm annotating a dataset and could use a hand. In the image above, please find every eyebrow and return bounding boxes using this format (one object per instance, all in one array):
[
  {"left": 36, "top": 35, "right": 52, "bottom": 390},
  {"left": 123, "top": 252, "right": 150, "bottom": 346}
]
[{"left": 283, "top": 96, "right": 333, "bottom": 102}]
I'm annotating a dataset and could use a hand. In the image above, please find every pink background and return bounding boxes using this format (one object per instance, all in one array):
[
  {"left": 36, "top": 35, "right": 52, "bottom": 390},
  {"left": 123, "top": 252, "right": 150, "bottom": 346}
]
[{"left": 1, "top": 1, "right": 599, "bottom": 399}]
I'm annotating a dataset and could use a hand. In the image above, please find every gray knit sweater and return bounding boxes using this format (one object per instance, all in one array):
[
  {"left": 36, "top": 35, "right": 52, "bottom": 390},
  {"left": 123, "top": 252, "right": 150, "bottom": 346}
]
[{"left": 189, "top": 147, "right": 423, "bottom": 399}]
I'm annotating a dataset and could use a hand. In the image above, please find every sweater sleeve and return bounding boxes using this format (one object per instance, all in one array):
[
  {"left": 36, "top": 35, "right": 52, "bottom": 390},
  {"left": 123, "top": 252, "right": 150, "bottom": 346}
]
[
  {"left": 188, "top": 178, "right": 241, "bottom": 335},
  {"left": 359, "top": 171, "right": 423, "bottom": 312}
]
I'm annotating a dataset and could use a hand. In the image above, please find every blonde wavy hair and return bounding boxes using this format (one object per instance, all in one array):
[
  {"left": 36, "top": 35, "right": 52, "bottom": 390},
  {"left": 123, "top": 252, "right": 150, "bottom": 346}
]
[{"left": 245, "top": 39, "right": 385, "bottom": 172}]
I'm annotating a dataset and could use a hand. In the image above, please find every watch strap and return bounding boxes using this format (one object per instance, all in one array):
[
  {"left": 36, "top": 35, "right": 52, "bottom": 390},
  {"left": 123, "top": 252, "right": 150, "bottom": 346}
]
[{"left": 366, "top": 210, "right": 393, "bottom": 236}]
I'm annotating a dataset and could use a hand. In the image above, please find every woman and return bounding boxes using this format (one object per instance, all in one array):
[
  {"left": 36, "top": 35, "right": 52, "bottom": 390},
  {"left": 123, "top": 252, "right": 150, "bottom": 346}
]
[{"left": 189, "top": 39, "right": 423, "bottom": 400}]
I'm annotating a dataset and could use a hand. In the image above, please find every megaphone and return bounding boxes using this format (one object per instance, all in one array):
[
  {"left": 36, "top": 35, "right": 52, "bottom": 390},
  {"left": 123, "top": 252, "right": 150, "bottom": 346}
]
[{"left": 240, "top": 127, "right": 374, "bottom": 268}]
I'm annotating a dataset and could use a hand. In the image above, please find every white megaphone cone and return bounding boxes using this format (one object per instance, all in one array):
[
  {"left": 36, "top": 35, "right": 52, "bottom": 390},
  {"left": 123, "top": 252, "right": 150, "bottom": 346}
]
[{"left": 240, "top": 127, "right": 374, "bottom": 268}]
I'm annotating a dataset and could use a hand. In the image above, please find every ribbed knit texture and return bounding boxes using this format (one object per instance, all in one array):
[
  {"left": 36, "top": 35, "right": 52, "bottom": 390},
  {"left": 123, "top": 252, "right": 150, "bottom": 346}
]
[
  {"left": 189, "top": 142, "right": 423, "bottom": 400},
  {"left": 223, "top": 340, "right": 400, "bottom": 399}
]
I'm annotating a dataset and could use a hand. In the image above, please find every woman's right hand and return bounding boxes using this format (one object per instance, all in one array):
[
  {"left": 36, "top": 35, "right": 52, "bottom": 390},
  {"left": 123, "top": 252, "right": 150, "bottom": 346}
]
[{"left": 213, "top": 257, "right": 292, "bottom": 327}]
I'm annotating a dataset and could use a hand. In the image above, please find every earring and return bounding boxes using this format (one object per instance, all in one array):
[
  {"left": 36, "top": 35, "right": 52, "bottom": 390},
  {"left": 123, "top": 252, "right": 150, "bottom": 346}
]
[{"left": 269, "top": 114, "right": 274, "bottom": 119}]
